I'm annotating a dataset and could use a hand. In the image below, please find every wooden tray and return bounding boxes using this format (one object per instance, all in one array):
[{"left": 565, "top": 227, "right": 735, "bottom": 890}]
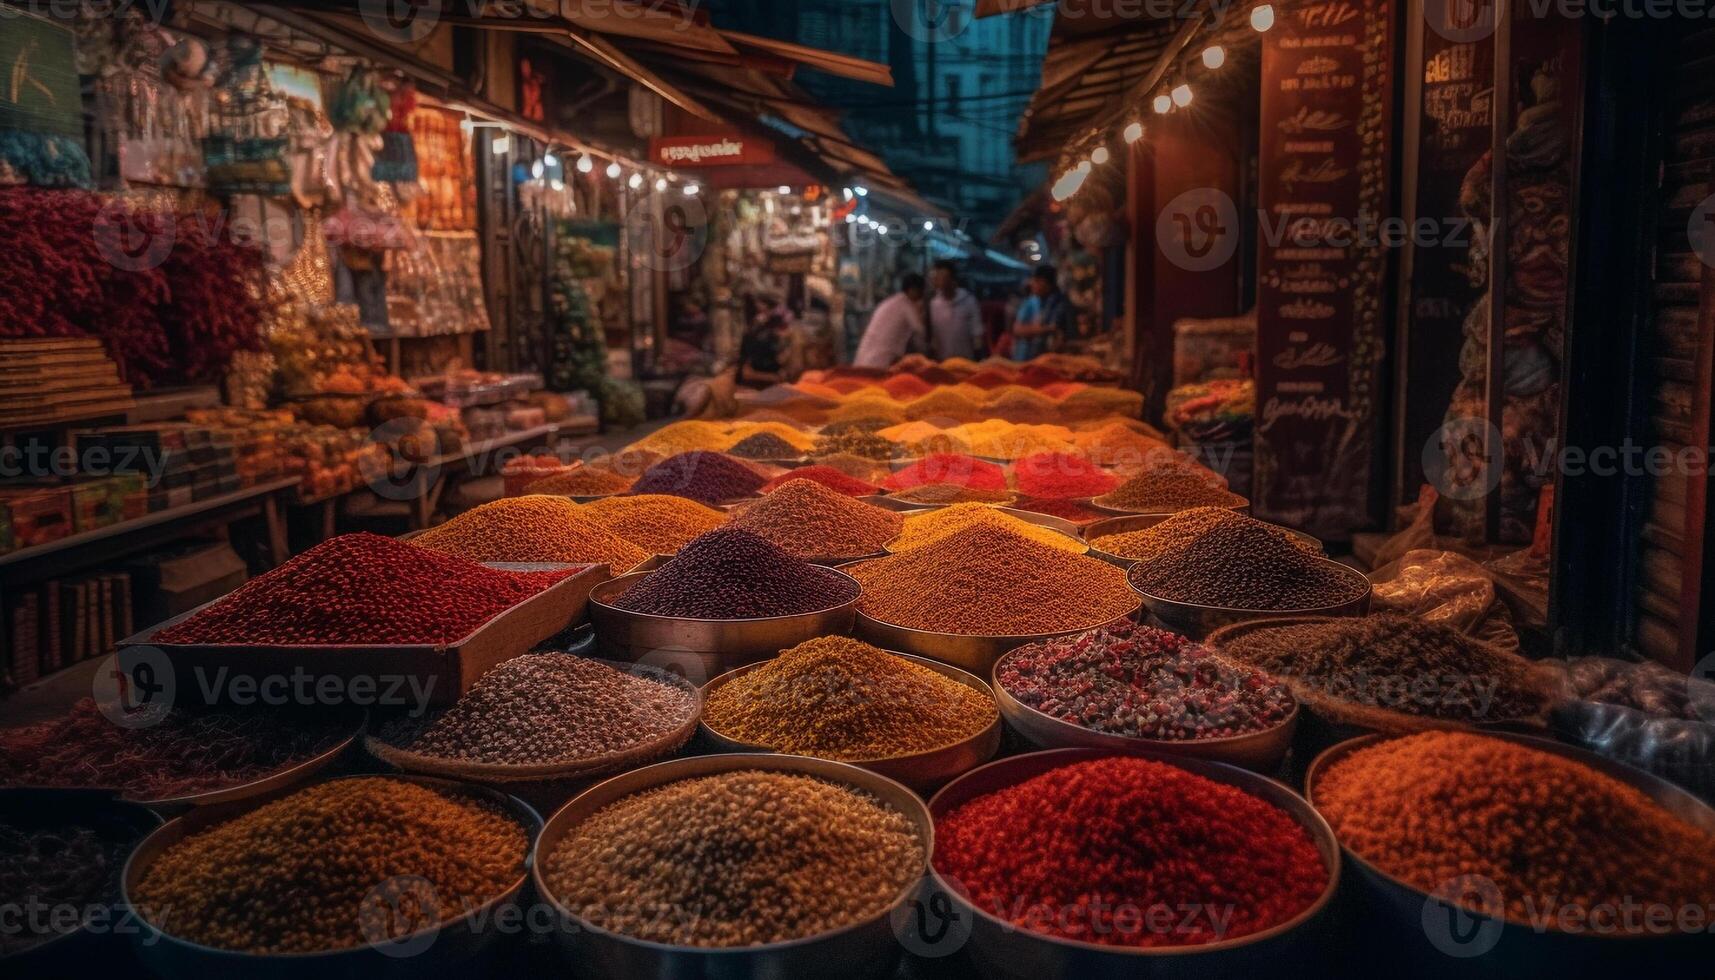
[{"left": 116, "top": 563, "right": 606, "bottom": 706}]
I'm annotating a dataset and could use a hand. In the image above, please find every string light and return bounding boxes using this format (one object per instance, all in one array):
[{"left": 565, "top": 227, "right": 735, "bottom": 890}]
[
  {"left": 530, "top": 159, "right": 545, "bottom": 179},
  {"left": 877, "top": 223, "right": 889, "bottom": 235},
  {"left": 575, "top": 154, "right": 593, "bottom": 173},
  {"left": 683, "top": 183, "right": 700, "bottom": 196},
  {"left": 844, "top": 213, "right": 856, "bottom": 224},
  {"left": 1124, "top": 121, "right": 1144, "bottom": 143},
  {"left": 853, "top": 185, "right": 869, "bottom": 197},
  {"left": 1091, "top": 145, "right": 1110, "bottom": 165},
  {"left": 543, "top": 151, "right": 559, "bottom": 168},
  {"left": 628, "top": 172, "right": 643, "bottom": 190},
  {"left": 1171, "top": 83, "right": 1194, "bottom": 107},
  {"left": 842, "top": 186, "right": 854, "bottom": 200},
  {"left": 605, "top": 161, "right": 621, "bottom": 179},
  {"left": 1153, "top": 93, "right": 1172, "bottom": 114},
  {"left": 1251, "top": 3, "right": 1275, "bottom": 31},
  {"left": 923, "top": 219, "right": 934, "bottom": 231},
  {"left": 490, "top": 133, "right": 509, "bottom": 155},
  {"left": 1202, "top": 44, "right": 1226, "bottom": 69},
  {"left": 549, "top": 178, "right": 565, "bottom": 191},
  {"left": 777, "top": 184, "right": 791, "bottom": 194},
  {"left": 654, "top": 177, "right": 668, "bottom": 192}
]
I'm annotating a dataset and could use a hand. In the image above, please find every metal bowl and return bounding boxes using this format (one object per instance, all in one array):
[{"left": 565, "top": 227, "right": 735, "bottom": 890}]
[
  {"left": 1305, "top": 732, "right": 1715, "bottom": 973},
  {"left": 884, "top": 506, "right": 1089, "bottom": 554},
  {"left": 123, "top": 774, "right": 541, "bottom": 980},
  {"left": 1088, "top": 495, "right": 1251, "bottom": 517},
  {"left": 586, "top": 568, "right": 860, "bottom": 683},
  {"left": 1084, "top": 513, "right": 1323, "bottom": 567},
  {"left": 852, "top": 607, "right": 1141, "bottom": 677},
  {"left": 1127, "top": 558, "right": 1371, "bottom": 640},
  {"left": 922, "top": 747, "right": 1342, "bottom": 979},
  {"left": 698, "top": 651, "right": 1002, "bottom": 793},
  {"left": 130, "top": 712, "right": 364, "bottom": 811},
  {"left": 989, "top": 648, "right": 1298, "bottom": 771},
  {"left": 532, "top": 753, "right": 932, "bottom": 979},
  {"left": 0, "top": 790, "right": 160, "bottom": 969}
]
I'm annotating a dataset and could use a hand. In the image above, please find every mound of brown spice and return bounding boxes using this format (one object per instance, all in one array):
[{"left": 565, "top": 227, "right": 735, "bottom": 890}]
[
  {"left": 852, "top": 524, "right": 1136, "bottom": 635},
  {"left": 522, "top": 465, "right": 634, "bottom": 496},
  {"left": 704, "top": 637, "right": 995, "bottom": 759},
  {"left": 726, "top": 479, "right": 903, "bottom": 558},
  {"left": 132, "top": 777, "right": 526, "bottom": 953},
  {"left": 890, "top": 482, "right": 1017, "bottom": 506},
  {"left": 580, "top": 494, "right": 727, "bottom": 555},
  {"left": 415, "top": 495, "right": 647, "bottom": 570},
  {"left": 611, "top": 529, "right": 857, "bottom": 619},
  {"left": 1094, "top": 468, "right": 1244, "bottom": 513},
  {"left": 1316, "top": 732, "right": 1715, "bottom": 932},
  {"left": 1126, "top": 509, "right": 1363, "bottom": 610},
  {"left": 543, "top": 770, "right": 922, "bottom": 947}
]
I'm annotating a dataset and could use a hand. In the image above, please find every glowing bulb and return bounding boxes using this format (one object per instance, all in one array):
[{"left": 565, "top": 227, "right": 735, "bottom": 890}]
[
  {"left": 628, "top": 172, "right": 643, "bottom": 190},
  {"left": 543, "top": 152, "right": 559, "bottom": 168},
  {"left": 1091, "top": 146, "right": 1110, "bottom": 165},
  {"left": 1124, "top": 121, "right": 1144, "bottom": 143},
  {"left": 1075, "top": 159, "right": 1091, "bottom": 174},
  {"left": 877, "top": 224, "right": 889, "bottom": 235},
  {"left": 654, "top": 177, "right": 668, "bottom": 192},
  {"left": 683, "top": 183, "right": 700, "bottom": 196},
  {"left": 842, "top": 187, "right": 854, "bottom": 200},
  {"left": 459, "top": 116, "right": 474, "bottom": 134},
  {"left": 1171, "top": 83, "right": 1193, "bottom": 107},
  {"left": 777, "top": 185, "right": 791, "bottom": 194},
  {"left": 853, "top": 185, "right": 868, "bottom": 197},
  {"left": 1251, "top": 3, "right": 1275, "bottom": 31},
  {"left": 844, "top": 213, "right": 856, "bottom": 224},
  {"left": 922, "top": 220, "right": 934, "bottom": 231},
  {"left": 491, "top": 134, "right": 509, "bottom": 155},
  {"left": 605, "top": 161, "right": 621, "bottom": 179},
  {"left": 531, "top": 160, "right": 545, "bottom": 179},
  {"left": 1153, "top": 93, "right": 1172, "bottom": 114},
  {"left": 1202, "top": 45, "right": 1225, "bottom": 69},
  {"left": 575, "top": 154, "right": 593, "bottom": 173},
  {"left": 549, "top": 178, "right": 564, "bottom": 191}
]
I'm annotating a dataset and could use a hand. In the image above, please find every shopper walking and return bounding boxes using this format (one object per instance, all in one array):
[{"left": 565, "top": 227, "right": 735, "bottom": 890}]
[
  {"left": 1008, "top": 264, "right": 1073, "bottom": 361},
  {"left": 851, "top": 273, "right": 927, "bottom": 368},
  {"left": 927, "top": 260, "right": 984, "bottom": 361}
]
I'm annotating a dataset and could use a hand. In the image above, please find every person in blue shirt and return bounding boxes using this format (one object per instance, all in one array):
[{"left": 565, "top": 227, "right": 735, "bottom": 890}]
[{"left": 1009, "top": 264, "right": 1073, "bottom": 361}]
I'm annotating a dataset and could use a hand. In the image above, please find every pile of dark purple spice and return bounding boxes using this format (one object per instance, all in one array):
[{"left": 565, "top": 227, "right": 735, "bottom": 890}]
[
  {"left": 726, "top": 432, "right": 802, "bottom": 460},
  {"left": 611, "top": 529, "right": 858, "bottom": 618},
  {"left": 1126, "top": 512, "right": 1362, "bottom": 609},
  {"left": 627, "top": 452, "right": 765, "bottom": 505},
  {"left": 997, "top": 621, "right": 1295, "bottom": 740}
]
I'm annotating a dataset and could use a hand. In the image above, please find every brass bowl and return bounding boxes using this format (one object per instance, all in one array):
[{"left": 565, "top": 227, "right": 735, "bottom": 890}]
[
  {"left": 922, "top": 747, "right": 1341, "bottom": 979},
  {"left": 698, "top": 650, "right": 1002, "bottom": 793},
  {"left": 1084, "top": 513, "right": 1323, "bottom": 567},
  {"left": 1306, "top": 732, "right": 1715, "bottom": 971},
  {"left": 532, "top": 753, "right": 931, "bottom": 979},
  {"left": 131, "top": 713, "right": 364, "bottom": 811},
  {"left": 990, "top": 647, "right": 1298, "bottom": 771},
  {"left": 586, "top": 569, "right": 859, "bottom": 685},
  {"left": 1128, "top": 558, "right": 1371, "bottom": 640},
  {"left": 123, "top": 775, "right": 541, "bottom": 979},
  {"left": 852, "top": 607, "right": 1141, "bottom": 677},
  {"left": 884, "top": 506, "right": 1089, "bottom": 555},
  {"left": 1089, "top": 495, "right": 1251, "bottom": 517}
]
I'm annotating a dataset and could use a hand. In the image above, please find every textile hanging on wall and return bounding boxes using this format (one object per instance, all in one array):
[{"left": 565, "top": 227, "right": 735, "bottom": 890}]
[{"left": 0, "top": 8, "right": 93, "bottom": 188}]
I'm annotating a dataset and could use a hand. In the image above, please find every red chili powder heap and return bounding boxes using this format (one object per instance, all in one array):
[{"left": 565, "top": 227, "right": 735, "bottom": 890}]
[
  {"left": 1011, "top": 497, "right": 1108, "bottom": 526},
  {"left": 881, "top": 373, "right": 934, "bottom": 400},
  {"left": 935, "top": 756, "right": 1327, "bottom": 948},
  {"left": 1009, "top": 453, "right": 1120, "bottom": 499},
  {"left": 882, "top": 454, "right": 1007, "bottom": 492},
  {"left": 961, "top": 368, "right": 1014, "bottom": 389},
  {"left": 155, "top": 533, "right": 575, "bottom": 645},
  {"left": 760, "top": 466, "right": 880, "bottom": 497}
]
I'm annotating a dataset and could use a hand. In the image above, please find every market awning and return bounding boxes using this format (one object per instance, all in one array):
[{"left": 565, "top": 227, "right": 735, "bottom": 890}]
[{"left": 1014, "top": 12, "right": 1181, "bottom": 162}]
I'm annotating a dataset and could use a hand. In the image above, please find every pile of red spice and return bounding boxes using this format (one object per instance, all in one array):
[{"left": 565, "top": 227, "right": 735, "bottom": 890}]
[
  {"left": 1008, "top": 453, "right": 1121, "bottom": 499},
  {"left": 935, "top": 756, "right": 1327, "bottom": 947},
  {"left": 155, "top": 533, "right": 575, "bottom": 645},
  {"left": 627, "top": 451, "right": 765, "bottom": 504},
  {"left": 760, "top": 466, "right": 880, "bottom": 497},
  {"left": 611, "top": 529, "right": 857, "bottom": 618},
  {"left": 1012, "top": 497, "right": 1108, "bottom": 526},
  {"left": 881, "top": 453, "right": 1007, "bottom": 492},
  {"left": 881, "top": 373, "right": 935, "bottom": 400}
]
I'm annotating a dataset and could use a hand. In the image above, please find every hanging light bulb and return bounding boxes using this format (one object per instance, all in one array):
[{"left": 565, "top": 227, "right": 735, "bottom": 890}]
[
  {"left": 777, "top": 184, "right": 792, "bottom": 194},
  {"left": 1153, "top": 93, "right": 1172, "bottom": 114},
  {"left": 654, "top": 177, "right": 668, "bottom": 192},
  {"left": 842, "top": 186, "right": 854, "bottom": 200},
  {"left": 628, "top": 172, "right": 643, "bottom": 190},
  {"left": 1091, "top": 145, "right": 1110, "bottom": 165},
  {"left": 491, "top": 133, "right": 510, "bottom": 155},
  {"left": 922, "top": 219, "right": 934, "bottom": 231},
  {"left": 1251, "top": 3, "right": 1275, "bottom": 31},
  {"left": 683, "top": 183, "right": 700, "bottom": 196},
  {"left": 576, "top": 154, "right": 594, "bottom": 174},
  {"left": 543, "top": 151, "right": 560, "bottom": 168},
  {"left": 844, "top": 213, "right": 857, "bottom": 224},
  {"left": 1123, "top": 121, "right": 1144, "bottom": 143},
  {"left": 531, "top": 159, "right": 545, "bottom": 179},
  {"left": 459, "top": 115, "right": 474, "bottom": 134},
  {"left": 1202, "top": 44, "right": 1226, "bottom": 69},
  {"left": 549, "top": 178, "right": 565, "bottom": 192},
  {"left": 877, "top": 224, "right": 889, "bottom": 235},
  {"left": 605, "top": 161, "right": 622, "bottom": 179},
  {"left": 1171, "top": 83, "right": 1194, "bottom": 107},
  {"left": 853, "top": 185, "right": 868, "bottom": 197}
]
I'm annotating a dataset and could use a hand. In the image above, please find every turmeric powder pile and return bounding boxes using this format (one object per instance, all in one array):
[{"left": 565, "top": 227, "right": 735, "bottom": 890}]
[
  {"left": 889, "top": 503, "right": 1085, "bottom": 555},
  {"left": 1316, "top": 732, "right": 1715, "bottom": 932},
  {"left": 579, "top": 494, "right": 728, "bottom": 555},
  {"left": 414, "top": 495, "right": 647, "bottom": 570}
]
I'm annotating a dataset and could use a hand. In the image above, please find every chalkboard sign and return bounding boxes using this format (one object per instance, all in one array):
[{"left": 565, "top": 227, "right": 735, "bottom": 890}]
[{"left": 1253, "top": 0, "right": 1395, "bottom": 539}]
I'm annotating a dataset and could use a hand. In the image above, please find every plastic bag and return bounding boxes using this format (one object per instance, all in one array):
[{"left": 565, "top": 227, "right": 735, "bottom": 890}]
[
  {"left": 1546, "top": 657, "right": 1715, "bottom": 801},
  {"left": 1368, "top": 548, "right": 1520, "bottom": 652}
]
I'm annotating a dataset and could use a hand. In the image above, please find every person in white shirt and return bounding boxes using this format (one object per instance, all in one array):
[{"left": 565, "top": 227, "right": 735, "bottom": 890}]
[
  {"left": 927, "top": 260, "right": 983, "bottom": 361},
  {"left": 851, "top": 274, "right": 926, "bottom": 368}
]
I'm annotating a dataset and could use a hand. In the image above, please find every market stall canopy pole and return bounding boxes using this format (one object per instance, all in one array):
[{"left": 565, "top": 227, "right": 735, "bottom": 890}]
[
  {"left": 559, "top": 26, "right": 725, "bottom": 122},
  {"left": 717, "top": 30, "right": 894, "bottom": 87}
]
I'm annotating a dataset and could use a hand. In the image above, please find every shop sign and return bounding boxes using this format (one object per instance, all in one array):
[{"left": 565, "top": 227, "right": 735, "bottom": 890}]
[
  {"left": 649, "top": 135, "right": 774, "bottom": 167},
  {"left": 1252, "top": 0, "right": 1395, "bottom": 539}
]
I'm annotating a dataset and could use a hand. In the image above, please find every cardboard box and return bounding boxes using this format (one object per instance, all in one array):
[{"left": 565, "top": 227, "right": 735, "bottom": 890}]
[{"left": 126, "top": 541, "right": 249, "bottom": 625}]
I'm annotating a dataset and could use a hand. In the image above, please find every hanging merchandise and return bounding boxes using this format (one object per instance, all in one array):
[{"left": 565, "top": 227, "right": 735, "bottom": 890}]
[
  {"left": 0, "top": 8, "right": 94, "bottom": 188},
  {"left": 402, "top": 105, "right": 476, "bottom": 230},
  {"left": 373, "top": 81, "right": 420, "bottom": 184},
  {"left": 548, "top": 220, "right": 616, "bottom": 397},
  {"left": 267, "top": 63, "right": 332, "bottom": 210},
  {"left": 87, "top": 14, "right": 214, "bottom": 189},
  {"left": 323, "top": 67, "right": 408, "bottom": 252},
  {"left": 202, "top": 35, "right": 290, "bottom": 197}
]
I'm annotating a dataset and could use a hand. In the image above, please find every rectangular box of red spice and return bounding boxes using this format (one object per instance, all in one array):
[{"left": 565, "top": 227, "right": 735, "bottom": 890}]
[{"left": 116, "top": 562, "right": 607, "bottom": 706}]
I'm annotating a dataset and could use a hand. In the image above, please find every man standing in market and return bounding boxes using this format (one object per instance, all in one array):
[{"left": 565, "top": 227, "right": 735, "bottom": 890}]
[
  {"left": 1008, "top": 264, "right": 1073, "bottom": 361},
  {"left": 851, "top": 273, "right": 927, "bottom": 368},
  {"left": 927, "top": 260, "right": 984, "bottom": 361}
]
